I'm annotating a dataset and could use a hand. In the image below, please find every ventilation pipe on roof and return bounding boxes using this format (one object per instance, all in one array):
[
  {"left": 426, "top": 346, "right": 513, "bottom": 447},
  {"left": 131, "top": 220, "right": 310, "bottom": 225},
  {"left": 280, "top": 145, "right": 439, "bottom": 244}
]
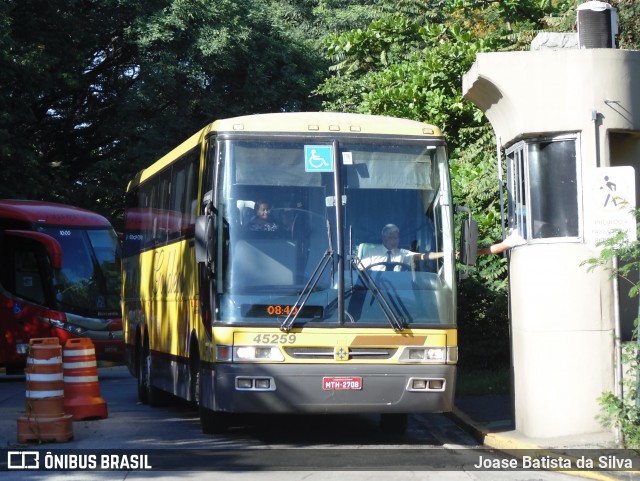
[{"left": 577, "top": 1, "right": 618, "bottom": 49}]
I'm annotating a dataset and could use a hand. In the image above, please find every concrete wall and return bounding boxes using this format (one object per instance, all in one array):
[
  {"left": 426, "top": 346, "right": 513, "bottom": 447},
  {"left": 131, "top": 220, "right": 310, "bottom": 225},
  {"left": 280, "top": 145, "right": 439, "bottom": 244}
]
[{"left": 509, "top": 244, "right": 614, "bottom": 437}]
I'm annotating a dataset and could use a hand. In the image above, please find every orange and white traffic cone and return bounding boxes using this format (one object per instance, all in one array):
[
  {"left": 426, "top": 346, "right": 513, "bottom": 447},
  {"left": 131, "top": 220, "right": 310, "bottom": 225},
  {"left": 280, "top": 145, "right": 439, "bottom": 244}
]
[
  {"left": 63, "top": 338, "right": 108, "bottom": 420},
  {"left": 17, "top": 338, "right": 74, "bottom": 443}
]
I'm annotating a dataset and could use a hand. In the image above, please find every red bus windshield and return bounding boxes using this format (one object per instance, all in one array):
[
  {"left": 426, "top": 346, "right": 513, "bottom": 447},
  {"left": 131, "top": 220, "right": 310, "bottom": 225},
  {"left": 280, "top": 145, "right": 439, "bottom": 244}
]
[{"left": 37, "top": 226, "right": 121, "bottom": 318}]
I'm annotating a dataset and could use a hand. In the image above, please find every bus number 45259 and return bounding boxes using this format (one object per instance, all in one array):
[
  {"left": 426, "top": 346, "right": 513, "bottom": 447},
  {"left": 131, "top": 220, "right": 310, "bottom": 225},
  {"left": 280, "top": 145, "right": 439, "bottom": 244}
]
[{"left": 252, "top": 334, "right": 297, "bottom": 344}]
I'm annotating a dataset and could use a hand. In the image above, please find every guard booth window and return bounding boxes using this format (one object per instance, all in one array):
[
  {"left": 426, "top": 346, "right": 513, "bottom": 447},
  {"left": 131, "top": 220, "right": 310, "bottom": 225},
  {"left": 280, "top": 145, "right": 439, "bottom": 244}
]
[{"left": 506, "top": 135, "right": 580, "bottom": 240}]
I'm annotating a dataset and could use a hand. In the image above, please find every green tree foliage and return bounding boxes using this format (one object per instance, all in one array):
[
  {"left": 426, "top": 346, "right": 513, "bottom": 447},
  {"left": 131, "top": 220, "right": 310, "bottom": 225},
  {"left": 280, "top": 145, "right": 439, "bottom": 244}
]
[
  {"left": 312, "top": 0, "right": 387, "bottom": 32},
  {"left": 617, "top": 0, "right": 640, "bottom": 50},
  {"left": 317, "top": 12, "right": 498, "bottom": 144},
  {"left": 0, "top": 0, "right": 327, "bottom": 220},
  {"left": 452, "top": 123, "right": 511, "bottom": 369}
]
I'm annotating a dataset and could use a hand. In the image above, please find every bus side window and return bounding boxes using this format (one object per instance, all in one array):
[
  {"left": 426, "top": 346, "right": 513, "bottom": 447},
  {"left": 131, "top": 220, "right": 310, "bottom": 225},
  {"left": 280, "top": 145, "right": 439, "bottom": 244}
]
[{"left": 12, "top": 246, "right": 46, "bottom": 305}]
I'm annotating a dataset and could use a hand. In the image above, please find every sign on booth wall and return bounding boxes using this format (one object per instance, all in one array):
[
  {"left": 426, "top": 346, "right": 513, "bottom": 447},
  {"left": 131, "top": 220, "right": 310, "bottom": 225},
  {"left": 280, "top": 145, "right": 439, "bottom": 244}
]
[{"left": 585, "top": 166, "right": 637, "bottom": 249}]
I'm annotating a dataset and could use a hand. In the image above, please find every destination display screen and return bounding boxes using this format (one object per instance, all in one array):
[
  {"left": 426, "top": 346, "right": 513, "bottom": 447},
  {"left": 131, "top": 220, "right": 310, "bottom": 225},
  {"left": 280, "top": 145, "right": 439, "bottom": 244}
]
[{"left": 241, "top": 304, "right": 323, "bottom": 319}]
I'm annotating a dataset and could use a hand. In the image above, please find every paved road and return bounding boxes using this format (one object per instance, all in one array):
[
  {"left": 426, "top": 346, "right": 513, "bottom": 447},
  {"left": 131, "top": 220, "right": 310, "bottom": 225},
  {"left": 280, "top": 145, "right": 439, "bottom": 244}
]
[{"left": 0, "top": 366, "right": 587, "bottom": 481}]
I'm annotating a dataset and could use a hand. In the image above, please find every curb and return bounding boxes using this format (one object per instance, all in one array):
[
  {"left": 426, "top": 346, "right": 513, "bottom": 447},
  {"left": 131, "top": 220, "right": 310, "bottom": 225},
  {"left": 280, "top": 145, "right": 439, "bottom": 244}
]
[{"left": 449, "top": 406, "right": 637, "bottom": 481}]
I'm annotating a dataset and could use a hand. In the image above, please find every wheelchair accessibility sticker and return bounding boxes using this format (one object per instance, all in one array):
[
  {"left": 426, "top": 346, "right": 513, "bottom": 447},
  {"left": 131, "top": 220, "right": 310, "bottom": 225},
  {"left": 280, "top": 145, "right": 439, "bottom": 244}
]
[{"left": 304, "top": 145, "right": 333, "bottom": 172}]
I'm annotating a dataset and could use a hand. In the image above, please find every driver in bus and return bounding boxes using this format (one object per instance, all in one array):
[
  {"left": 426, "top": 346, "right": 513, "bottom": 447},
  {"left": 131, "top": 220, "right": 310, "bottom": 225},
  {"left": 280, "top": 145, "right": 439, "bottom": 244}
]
[{"left": 359, "top": 223, "right": 444, "bottom": 271}]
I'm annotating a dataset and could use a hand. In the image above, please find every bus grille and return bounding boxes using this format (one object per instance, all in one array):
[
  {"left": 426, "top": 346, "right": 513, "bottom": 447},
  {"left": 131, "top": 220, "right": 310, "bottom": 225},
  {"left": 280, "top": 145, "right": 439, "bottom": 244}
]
[{"left": 283, "top": 347, "right": 397, "bottom": 360}]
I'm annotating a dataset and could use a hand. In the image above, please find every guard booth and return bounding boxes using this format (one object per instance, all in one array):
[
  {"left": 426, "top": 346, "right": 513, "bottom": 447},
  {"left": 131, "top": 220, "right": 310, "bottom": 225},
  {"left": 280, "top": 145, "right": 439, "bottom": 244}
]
[{"left": 462, "top": 2, "right": 640, "bottom": 438}]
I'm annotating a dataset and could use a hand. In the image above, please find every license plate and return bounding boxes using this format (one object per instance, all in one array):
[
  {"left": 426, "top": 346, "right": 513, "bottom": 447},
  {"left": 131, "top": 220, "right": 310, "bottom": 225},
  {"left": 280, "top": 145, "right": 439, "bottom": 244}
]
[{"left": 322, "top": 376, "right": 362, "bottom": 390}]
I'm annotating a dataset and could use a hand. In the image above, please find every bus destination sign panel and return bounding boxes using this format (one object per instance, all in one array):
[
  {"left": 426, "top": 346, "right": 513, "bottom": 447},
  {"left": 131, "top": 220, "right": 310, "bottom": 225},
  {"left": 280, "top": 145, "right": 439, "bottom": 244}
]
[{"left": 242, "top": 304, "right": 323, "bottom": 319}]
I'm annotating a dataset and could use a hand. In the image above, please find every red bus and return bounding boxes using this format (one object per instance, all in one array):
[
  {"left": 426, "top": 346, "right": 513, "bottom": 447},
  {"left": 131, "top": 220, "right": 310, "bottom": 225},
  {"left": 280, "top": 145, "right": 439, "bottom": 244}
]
[{"left": 0, "top": 200, "right": 123, "bottom": 373}]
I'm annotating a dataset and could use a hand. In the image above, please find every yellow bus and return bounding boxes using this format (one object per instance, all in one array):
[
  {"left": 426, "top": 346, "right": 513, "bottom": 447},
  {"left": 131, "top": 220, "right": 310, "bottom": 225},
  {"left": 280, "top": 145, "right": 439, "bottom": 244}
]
[{"left": 122, "top": 112, "right": 477, "bottom": 434}]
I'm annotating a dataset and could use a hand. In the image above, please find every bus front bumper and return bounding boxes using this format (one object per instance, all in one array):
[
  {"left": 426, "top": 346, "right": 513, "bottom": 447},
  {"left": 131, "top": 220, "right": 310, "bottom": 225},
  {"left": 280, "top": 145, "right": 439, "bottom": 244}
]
[{"left": 203, "top": 363, "right": 456, "bottom": 414}]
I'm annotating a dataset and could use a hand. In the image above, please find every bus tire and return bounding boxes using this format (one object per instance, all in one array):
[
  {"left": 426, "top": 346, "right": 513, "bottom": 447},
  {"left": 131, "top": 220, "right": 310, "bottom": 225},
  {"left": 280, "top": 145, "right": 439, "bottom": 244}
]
[
  {"left": 136, "top": 341, "right": 149, "bottom": 404},
  {"left": 138, "top": 338, "right": 164, "bottom": 407},
  {"left": 189, "top": 338, "right": 200, "bottom": 407},
  {"left": 380, "top": 413, "right": 408, "bottom": 435},
  {"left": 199, "top": 405, "right": 229, "bottom": 435}
]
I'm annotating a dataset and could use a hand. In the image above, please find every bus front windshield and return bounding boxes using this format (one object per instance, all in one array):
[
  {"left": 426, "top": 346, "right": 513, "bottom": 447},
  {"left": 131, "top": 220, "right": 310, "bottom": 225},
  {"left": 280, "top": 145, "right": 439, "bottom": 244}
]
[
  {"left": 37, "top": 227, "right": 122, "bottom": 318},
  {"left": 217, "top": 137, "right": 455, "bottom": 329}
]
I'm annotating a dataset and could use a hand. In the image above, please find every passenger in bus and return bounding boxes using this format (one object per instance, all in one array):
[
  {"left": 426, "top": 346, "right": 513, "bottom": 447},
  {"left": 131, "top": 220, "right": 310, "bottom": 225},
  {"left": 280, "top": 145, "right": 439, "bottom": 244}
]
[
  {"left": 246, "top": 200, "right": 280, "bottom": 232},
  {"left": 359, "top": 224, "right": 444, "bottom": 271}
]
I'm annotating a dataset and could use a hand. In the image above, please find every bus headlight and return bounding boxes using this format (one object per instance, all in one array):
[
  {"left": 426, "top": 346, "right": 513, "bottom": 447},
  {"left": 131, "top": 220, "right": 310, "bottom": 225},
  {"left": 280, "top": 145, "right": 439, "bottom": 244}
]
[
  {"left": 400, "top": 347, "right": 457, "bottom": 364},
  {"left": 49, "top": 319, "right": 87, "bottom": 335},
  {"left": 233, "top": 346, "right": 285, "bottom": 362},
  {"left": 50, "top": 319, "right": 65, "bottom": 329},
  {"left": 412, "top": 348, "right": 444, "bottom": 361}
]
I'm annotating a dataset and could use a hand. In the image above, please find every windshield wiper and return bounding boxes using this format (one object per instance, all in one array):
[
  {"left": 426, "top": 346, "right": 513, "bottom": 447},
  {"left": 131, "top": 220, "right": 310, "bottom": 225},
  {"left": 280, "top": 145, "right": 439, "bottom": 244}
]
[
  {"left": 350, "top": 256, "right": 405, "bottom": 332},
  {"left": 280, "top": 220, "right": 334, "bottom": 333},
  {"left": 280, "top": 248, "right": 333, "bottom": 332}
]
